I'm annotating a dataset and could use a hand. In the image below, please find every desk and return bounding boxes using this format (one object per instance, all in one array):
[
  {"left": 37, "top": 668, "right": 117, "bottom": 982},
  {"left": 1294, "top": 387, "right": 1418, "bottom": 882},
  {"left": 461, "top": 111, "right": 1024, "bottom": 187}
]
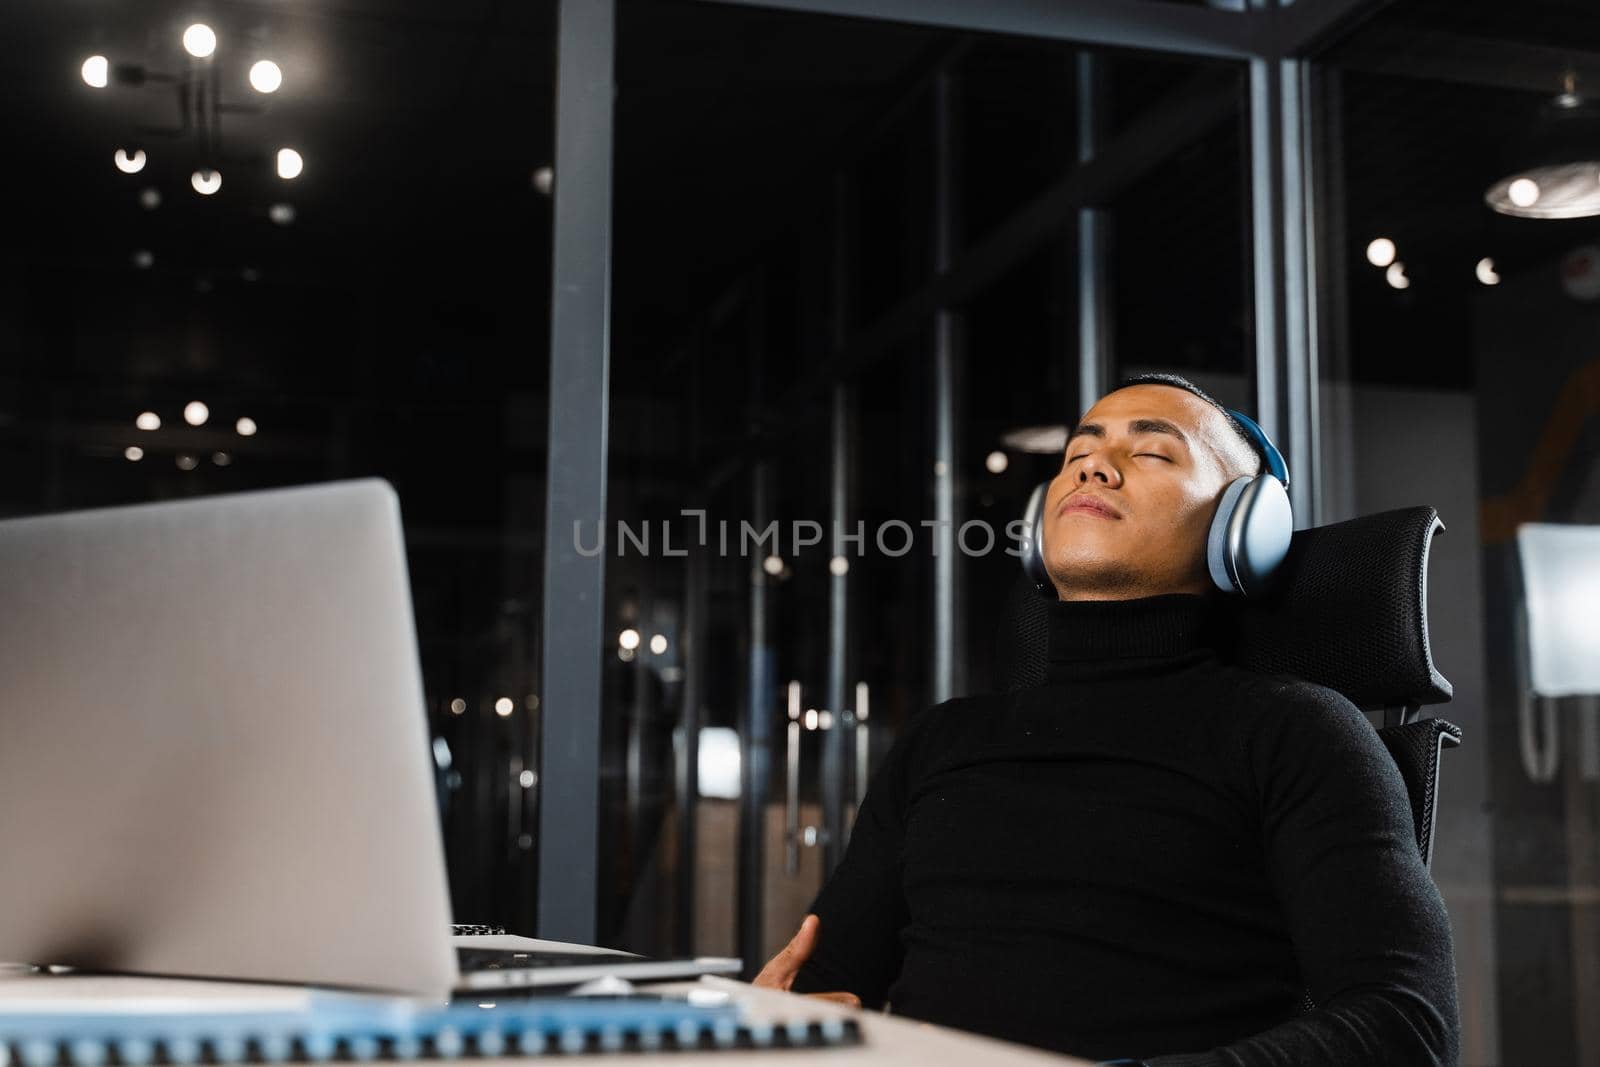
[
  {"left": 643, "top": 977, "right": 1088, "bottom": 1066},
  {"left": 0, "top": 971, "right": 1089, "bottom": 1065}
]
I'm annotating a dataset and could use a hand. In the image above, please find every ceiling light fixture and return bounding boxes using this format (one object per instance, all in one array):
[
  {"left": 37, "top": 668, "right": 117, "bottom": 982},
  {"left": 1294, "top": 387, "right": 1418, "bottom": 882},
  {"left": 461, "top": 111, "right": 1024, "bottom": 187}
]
[
  {"left": 191, "top": 169, "right": 222, "bottom": 195},
  {"left": 1000, "top": 425, "right": 1070, "bottom": 455},
  {"left": 1476, "top": 258, "right": 1501, "bottom": 286},
  {"left": 276, "top": 148, "right": 303, "bottom": 180},
  {"left": 182, "top": 24, "right": 217, "bottom": 59},
  {"left": 81, "top": 56, "right": 109, "bottom": 88},
  {"left": 114, "top": 148, "right": 146, "bottom": 174},
  {"left": 1486, "top": 76, "right": 1600, "bottom": 220},
  {"left": 1365, "top": 237, "right": 1397, "bottom": 268},
  {"left": 1385, "top": 262, "right": 1411, "bottom": 290},
  {"left": 249, "top": 60, "right": 282, "bottom": 94}
]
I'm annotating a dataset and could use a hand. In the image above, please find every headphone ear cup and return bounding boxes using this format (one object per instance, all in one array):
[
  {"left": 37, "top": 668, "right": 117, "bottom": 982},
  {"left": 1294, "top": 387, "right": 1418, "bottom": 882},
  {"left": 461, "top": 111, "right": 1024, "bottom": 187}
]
[
  {"left": 1207, "top": 475, "right": 1294, "bottom": 597},
  {"left": 1020, "top": 481, "right": 1052, "bottom": 594},
  {"left": 1206, "top": 476, "right": 1253, "bottom": 594},
  {"left": 1230, "top": 475, "right": 1293, "bottom": 597}
]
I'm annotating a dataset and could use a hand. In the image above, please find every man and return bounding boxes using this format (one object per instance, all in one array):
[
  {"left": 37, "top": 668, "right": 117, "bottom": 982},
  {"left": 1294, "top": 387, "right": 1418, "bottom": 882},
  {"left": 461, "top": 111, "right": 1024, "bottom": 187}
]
[{"left": 754, "top": 374, "right": 1460, "bottom": 1066}]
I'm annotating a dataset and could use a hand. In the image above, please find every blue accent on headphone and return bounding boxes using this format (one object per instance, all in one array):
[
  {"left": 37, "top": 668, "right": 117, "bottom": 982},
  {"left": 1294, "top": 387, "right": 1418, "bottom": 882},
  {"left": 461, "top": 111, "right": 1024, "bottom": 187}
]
[
  {"left": 1020, "top": 407, "right": 1293, "bottom": 599},
  {"left": 1226, "top": 408, "right": 1290, "bottom": 489}
]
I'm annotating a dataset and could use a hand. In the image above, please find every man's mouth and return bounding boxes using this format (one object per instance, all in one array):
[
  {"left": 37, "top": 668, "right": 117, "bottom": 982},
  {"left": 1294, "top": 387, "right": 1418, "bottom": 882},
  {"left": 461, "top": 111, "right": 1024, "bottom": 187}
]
[{"left": 1059, "top": 495, "right": 1123, "bottom": 520}]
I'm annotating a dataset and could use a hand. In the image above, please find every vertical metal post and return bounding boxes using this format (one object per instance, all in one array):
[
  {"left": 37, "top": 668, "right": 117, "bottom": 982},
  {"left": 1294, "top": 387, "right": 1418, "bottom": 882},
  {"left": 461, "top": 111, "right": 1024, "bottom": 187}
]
[
  {"left": 932, "top": 65, "right": 966, "bottom": 704},
  {"left": 739, "top": 462, "right": 775, "bottom": 973},
  {"left": 1076, "top": 51, "right": 1114, "bottom": 409},
  {"left": 675, "top": 544, "right": 704, "bottom": 953},
  {"left": 1305, "top": 63, "right": 1345, "bottom": 527},
  {"left": 823, "top": 384, "right": 852, "bottom": 873},
  {"left": 537, "top": 0, "right": 614, "bottom": 943},
  {"left": 674, "top": 324, "right": 707, "bottom": 955},
  {"left": 1248, "top": 37, "right": 1318, "bottom": 525}
]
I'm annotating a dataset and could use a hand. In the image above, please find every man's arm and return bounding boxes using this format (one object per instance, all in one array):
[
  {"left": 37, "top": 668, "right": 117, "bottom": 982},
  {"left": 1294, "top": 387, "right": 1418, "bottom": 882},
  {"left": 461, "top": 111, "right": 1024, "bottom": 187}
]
[
  {"left": 786, "top": 705, "right": 938, "bottom": 1008},
  {"left": 1148, "top": 680, "right": 1460, "bottom": 1067}
]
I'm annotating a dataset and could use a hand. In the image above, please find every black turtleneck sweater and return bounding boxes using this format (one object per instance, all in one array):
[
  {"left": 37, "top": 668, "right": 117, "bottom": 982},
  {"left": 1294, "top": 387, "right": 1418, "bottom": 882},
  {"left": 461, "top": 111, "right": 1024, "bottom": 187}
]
[{"left": 790, "top": 592, "right": 1459, "bottom": 1066}]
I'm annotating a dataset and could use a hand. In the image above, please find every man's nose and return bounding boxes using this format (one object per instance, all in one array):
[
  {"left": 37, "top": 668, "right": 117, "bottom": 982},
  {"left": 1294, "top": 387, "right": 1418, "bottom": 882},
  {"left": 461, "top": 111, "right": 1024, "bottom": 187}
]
[{"left": 1077, "top": 454, "right": 1122, "bottom": 486}]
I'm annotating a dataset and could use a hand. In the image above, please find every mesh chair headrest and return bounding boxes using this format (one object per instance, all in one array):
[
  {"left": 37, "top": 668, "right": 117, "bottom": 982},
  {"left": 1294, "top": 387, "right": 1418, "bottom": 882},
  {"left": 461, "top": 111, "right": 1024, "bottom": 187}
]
[{"left": 995, "top": 505, "right": 1453, "bottom": 711}]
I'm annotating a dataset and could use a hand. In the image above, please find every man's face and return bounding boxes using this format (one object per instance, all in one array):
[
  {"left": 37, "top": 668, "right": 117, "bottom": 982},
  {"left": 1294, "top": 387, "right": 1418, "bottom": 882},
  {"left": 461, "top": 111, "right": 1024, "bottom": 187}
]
[{"left": 1040, "top": 384, "right": 1244, "bottom": 601}]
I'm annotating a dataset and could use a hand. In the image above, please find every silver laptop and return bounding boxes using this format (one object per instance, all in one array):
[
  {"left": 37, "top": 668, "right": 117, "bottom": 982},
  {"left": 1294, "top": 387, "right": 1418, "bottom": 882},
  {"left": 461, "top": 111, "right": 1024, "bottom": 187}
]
[{"left": 0, "top": 480, "right": 736, "bottom": 998}]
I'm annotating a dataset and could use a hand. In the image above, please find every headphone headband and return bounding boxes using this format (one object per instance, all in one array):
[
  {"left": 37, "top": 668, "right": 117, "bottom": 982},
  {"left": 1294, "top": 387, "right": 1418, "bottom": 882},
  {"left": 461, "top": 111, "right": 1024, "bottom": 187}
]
[{"left": 1225, "top": 409, "right": 1290, "bottom": 489}]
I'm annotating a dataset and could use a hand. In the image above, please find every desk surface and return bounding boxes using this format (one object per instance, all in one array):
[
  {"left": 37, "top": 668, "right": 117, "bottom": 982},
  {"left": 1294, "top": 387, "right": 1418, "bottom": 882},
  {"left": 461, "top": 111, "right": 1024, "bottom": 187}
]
[
  {"left": 0, "top": 970, "right": 1088, "bottom": 1065},
  {"left": 649, "top": 976, "right": 1088, "bottom": 1066}
]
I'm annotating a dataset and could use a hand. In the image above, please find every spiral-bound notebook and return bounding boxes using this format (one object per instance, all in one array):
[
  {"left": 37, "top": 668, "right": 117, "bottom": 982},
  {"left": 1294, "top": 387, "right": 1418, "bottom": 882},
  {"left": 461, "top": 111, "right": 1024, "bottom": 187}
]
[{"left": 0, "top": 986, "right": 863, "bottom": 1063}]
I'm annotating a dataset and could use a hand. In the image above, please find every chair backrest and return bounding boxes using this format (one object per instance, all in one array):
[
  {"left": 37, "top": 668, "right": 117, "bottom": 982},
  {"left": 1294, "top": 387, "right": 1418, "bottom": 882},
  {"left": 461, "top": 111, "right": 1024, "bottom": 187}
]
[{"left": 993, "top": 505, "right": 1462, "bottom": 867}]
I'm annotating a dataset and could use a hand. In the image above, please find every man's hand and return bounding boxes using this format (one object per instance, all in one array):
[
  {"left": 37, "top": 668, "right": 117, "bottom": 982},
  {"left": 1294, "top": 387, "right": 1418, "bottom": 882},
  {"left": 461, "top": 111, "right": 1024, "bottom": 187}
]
[{"left": 752, "top": 914, "right": 861, "bottom": 1008}]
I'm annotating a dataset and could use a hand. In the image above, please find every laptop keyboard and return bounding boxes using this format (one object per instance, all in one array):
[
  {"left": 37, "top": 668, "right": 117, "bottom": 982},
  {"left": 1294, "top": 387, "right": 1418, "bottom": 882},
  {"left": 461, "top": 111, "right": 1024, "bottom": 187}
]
[{"left": 456, "top": 947, "right": 642, "bottom": 973}]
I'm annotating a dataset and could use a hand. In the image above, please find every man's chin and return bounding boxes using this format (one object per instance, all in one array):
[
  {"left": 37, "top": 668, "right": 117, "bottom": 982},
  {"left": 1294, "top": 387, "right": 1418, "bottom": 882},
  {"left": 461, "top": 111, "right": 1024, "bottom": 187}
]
[{"left": 1047, "top": 556, "right": 1146, "bottom": 599}]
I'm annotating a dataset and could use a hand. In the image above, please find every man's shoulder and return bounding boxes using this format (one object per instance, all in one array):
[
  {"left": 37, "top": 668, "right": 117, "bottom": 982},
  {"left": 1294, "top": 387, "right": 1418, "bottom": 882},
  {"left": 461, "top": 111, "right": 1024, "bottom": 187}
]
[
  {"left": 1190, "top": 664, "right": 1375, "bottom": 763},
  {"left": 1211, "top": 662, "right": 1364, "bottom": 717}
]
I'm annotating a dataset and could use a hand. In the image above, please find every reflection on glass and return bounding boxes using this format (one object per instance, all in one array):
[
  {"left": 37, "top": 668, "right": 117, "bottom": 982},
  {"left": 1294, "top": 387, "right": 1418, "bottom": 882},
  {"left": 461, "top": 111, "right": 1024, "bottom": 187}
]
[{"left": 1517, "top": 524, "right": 1600, "bottom": 697}]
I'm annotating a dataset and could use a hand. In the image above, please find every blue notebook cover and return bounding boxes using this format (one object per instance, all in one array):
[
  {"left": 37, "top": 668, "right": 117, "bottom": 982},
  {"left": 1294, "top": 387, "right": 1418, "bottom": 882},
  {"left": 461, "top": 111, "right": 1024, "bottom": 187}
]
[{"left": 0, "top": 991, "right": 862, "bottom": 1061}]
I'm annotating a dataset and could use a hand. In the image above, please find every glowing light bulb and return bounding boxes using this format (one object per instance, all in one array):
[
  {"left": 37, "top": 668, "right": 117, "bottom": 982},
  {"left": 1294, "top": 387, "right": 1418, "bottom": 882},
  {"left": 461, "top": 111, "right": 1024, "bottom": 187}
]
[
  {"left": 182, "top": 24, "right": 217, "bottom": 59},
  {"left": 449, "top": 698, "right": 466, "bottom": 715},
  {"left": 494, "top": 697, "right": 514, "bottom": 717},
  {"left": 618, "top": 628, "right": 640, "bottom": 651},
  {"left": 829, "top": 555, "right": 849, "bottom": 576},
  {"left": 235, "top": 416, "right": 257, "bottom": 436},
  {"left": 124, "top": 446, "right": 144, "bottom": 462},
  {"left": 276, "top": 148, "right": 303, "bottom": 180},
  {"left": 763, "top": 555, "right": 784, "bottom": 576},
  {"left": 248, "top": 60, "right": 282, "bottom": 94},
  {"left": 81, "top": 56, "right": 109, "bottom": 88},
  {"left": 1476, "top": 257, "right": 1501, "bottom": 286},
  {"left": 1508, "top": 178, "right": 1540, "bottom": 208},
  {"left": 649, "top": 633, "right": 668, "bottom": 655},
  {"left": 268, "top": 203, "right": 295, "bottom": 225},
  {"left": 1365, "top": 237, "right": 1397, "bottom": 268},
  {"left": 191, "top": 169, "right": 221, "bottom": 195},
  {"left": 985, "top": 450, "right": 1009, "bottom": 474},
  {"left": 183, "top": 401, "right": 209, "bottom": 426},
  {"left": 114, "top": 148, "right": 146, "bottom": 174},
  {"left": 136, "top": 411, "right": 161, "bottom": 431},
  {"left": 1385, "top": 262, "right": 1411, "bottom": 290}
]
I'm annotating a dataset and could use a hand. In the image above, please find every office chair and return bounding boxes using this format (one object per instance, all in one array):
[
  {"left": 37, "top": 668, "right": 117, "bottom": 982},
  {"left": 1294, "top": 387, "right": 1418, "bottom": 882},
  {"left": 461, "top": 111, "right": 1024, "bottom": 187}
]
[{"left": 994, "top": 505, "right": 1462, "bottom": 869}]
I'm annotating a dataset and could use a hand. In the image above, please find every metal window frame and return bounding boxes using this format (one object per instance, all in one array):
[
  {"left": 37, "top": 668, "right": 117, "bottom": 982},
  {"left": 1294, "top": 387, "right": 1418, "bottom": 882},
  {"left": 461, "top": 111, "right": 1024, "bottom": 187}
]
[{"left": 541, "top": 0, "right": 1381, "bottom": 943}]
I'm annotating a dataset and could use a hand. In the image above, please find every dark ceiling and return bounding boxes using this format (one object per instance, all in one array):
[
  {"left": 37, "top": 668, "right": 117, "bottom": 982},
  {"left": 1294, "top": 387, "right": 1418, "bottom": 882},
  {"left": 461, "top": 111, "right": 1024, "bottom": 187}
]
[
  {"left": 4, "top": 0, "right": 1600, "bottom": 502},
  {"left": 1327, "top": 0, "right": 1600, "bottom": 388}
]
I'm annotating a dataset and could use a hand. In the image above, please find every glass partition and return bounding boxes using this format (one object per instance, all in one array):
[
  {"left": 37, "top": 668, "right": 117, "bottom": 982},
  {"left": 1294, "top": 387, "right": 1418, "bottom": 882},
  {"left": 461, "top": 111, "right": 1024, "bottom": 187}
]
[
  {"left": 0, "top": 0, "right": 555, "bottom": 934},
  {"left": 604, "top": 0, "right": 1251, "bottom": 968},
  {"left": 1321, "top": 5, "right": 1600, "bottom": 1060}
]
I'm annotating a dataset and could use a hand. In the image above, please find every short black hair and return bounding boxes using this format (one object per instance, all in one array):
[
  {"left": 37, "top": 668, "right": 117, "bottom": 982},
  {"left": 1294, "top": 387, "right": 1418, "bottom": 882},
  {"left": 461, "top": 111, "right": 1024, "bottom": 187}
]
[{"left": 1111, "top": 371, "right": 1262, "bottom": 476}]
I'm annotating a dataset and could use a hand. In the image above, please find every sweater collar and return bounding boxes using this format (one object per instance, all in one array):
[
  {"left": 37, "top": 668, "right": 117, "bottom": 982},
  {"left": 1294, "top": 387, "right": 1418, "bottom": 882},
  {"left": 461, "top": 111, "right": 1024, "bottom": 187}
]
[{"left": 1045, "top": 591, "right": 1224, "bottom": 683}]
